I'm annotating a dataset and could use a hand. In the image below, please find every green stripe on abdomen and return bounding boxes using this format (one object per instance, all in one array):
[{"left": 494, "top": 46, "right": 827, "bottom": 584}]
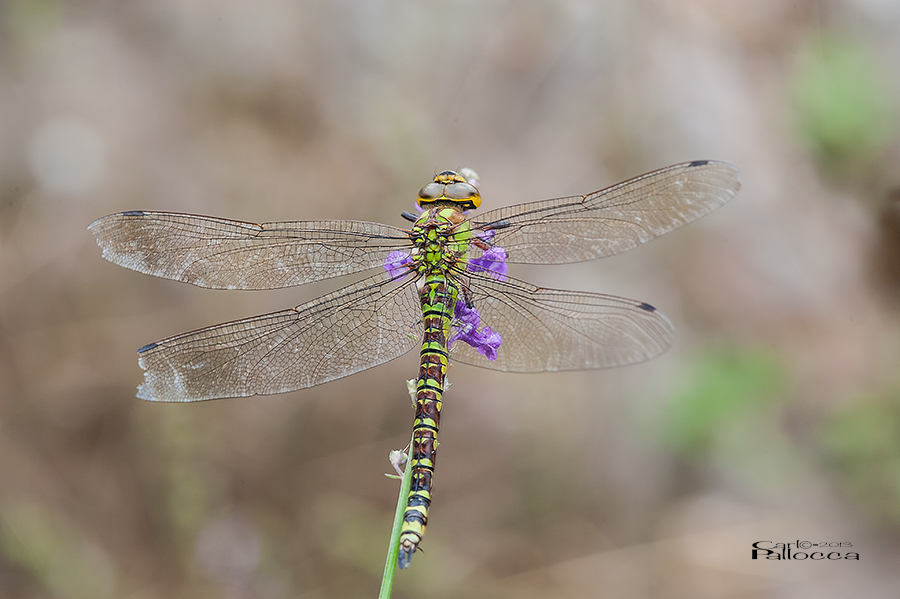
[{"left": 397, "top": 275, "right": 456, "bottom": 569}]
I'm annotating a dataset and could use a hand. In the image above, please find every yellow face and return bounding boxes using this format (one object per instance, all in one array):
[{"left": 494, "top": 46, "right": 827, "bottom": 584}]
[{"left": 416, "top": 170, "right": 482, "bottom": 210}]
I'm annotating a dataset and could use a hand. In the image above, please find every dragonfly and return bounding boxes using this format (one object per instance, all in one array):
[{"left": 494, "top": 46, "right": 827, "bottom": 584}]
[{"left": 89, "top": 160, "right": 740, "bottom": 568}]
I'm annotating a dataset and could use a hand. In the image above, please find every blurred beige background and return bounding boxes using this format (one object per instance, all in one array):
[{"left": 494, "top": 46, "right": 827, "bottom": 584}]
[{"left": 2, "top": 0, "right": 900, "bottom": 597}]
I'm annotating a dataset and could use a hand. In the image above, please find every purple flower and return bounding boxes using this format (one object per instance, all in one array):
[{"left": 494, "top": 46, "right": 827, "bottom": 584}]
[
  {"left": 384, "top": 251, "right": 413, "bottom": 278},
  {"left": 450, "top": 300, "right": 502, "bottom": 361},
  {"left": 468, "top": 247, "right": 508, "bottom": 281},
  {"left": 476, "top": 228, "right": 495, "bottom": 243}
]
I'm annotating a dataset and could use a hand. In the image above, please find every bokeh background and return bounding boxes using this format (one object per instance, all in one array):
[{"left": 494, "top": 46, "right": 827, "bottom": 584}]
[{"left": 2, "top": 0, "right": 900, "bottom": 597}]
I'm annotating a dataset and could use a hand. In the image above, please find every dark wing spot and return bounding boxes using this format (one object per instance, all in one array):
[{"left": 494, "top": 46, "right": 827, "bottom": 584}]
[
  {"left": 138, "top": 342, "right": 158, "bottom": 353},
  {"left": 122, "top": 210, "right": 145, "bottom": 216},
  {"left": 637, "top": 302, "right": 656, "bottom": 312},
  {"left": 688, "top": 160, "right": 709, "bottom": 167}
]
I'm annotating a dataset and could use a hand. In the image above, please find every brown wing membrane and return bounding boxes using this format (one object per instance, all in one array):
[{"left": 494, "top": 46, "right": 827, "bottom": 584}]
[
  {"left": 450, "top": 272, "right": 674, "bottom": 372},
  {"left": 471, "top": 161, "right": 739, "bottom": 264},
  {"left": 136, "top": 272, "right": 423, "bottom": 401},
  {"left": 88, "top": 211, "right": 411, "bottom": 290}
]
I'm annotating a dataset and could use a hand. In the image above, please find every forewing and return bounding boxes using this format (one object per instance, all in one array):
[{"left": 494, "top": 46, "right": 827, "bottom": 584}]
[
  {"left": 88, "top": 211, "right": 411, "bottom": 289},
  {"left": 136, "top": 272, "right": 423, "bottom": 401},
  {"left": 451, "top": 273, "right": 674, "bottom": 372},
  {"left": 471, "top": 161, "right": 739, "bottom": 264}
]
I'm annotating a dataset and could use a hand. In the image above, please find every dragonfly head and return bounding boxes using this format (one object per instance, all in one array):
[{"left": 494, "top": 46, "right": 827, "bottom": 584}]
[{"left": 417, "top": 170, "right": 481, "bottom": 210}]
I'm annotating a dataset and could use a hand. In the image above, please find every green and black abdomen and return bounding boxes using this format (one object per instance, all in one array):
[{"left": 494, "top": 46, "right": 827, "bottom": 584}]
[{"left": 397, "top": 273, "right": 457, "bottom": 568}]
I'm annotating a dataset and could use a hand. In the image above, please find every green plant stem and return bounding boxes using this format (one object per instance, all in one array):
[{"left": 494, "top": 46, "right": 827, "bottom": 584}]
[{"left": 378, "top": 438, "right": 413, "bottom": 599}]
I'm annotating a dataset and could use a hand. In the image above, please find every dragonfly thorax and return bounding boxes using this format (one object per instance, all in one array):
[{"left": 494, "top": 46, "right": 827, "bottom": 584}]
[
  {"left": 409, "top": 208, "right": 473, "bottom": 275},
  {"left": 417, "top": 170, "right": 481, "bottom": 210}
]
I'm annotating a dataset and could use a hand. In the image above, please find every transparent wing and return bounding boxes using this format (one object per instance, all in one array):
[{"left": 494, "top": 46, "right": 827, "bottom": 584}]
[
  {"left": 470, "top": 161, "right": 739, "bottom": 264},
  {"left": 450, "top": 272, "right": 674, "bottom": 372},
  {"left": 88, "top": 211, "right": 411, "bottom": 290},
  {"left": 136, "top": 272, "right": 423, "bottom": 401}
]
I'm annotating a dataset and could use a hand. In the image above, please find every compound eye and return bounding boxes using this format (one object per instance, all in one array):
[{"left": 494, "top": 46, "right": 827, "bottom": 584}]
[
  {"left": 444, "top": 182, "right": 478, "bottom": 200},
  {"left": 418, "top": 183, "right": 444, "bottom": 202}
]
